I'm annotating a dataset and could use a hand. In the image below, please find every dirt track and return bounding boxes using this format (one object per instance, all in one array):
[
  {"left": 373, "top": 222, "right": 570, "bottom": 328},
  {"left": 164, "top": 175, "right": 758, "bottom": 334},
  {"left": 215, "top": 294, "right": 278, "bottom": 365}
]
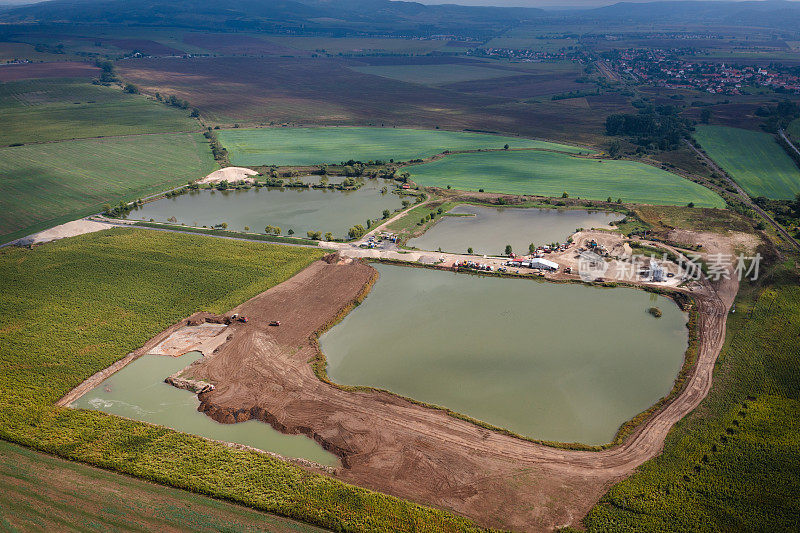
[{"left": 170, "top": 251, "right": 736, "bottom": 532}]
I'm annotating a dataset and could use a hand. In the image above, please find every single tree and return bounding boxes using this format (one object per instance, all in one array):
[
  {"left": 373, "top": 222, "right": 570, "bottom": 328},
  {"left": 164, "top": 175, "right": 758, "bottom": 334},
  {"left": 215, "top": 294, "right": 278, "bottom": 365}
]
[
  {"left": 467, "top": 247, "right": 473, "bottom": 254},
  {"left": 505, "top": 244, "right": 513, "bottom": 256}
]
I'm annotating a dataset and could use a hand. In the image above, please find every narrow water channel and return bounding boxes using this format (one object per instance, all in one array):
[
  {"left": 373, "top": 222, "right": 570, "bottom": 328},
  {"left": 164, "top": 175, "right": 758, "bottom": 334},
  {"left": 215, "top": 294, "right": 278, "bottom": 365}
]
[
  {"left": 408, "top": 204, "right": 621, "bottom": 255},
  {"left": 71, "top": 352, "right": 339, "bottom": 466},
  {"left": 320, "top": 264, "right": 688, "bottom": 445}
]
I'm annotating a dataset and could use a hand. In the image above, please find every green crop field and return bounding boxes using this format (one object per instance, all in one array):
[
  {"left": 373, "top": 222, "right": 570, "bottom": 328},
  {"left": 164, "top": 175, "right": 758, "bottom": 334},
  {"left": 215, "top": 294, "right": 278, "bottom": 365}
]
[
  {"left": 585, "top": 265, "right": 800, "bottom": 531},
  {"left": 0, "top": 229, "right": 480, "bottom": 532},
  {"left": 218, "top": 127, "right": 590, "bottom": 167},
  {"left": 408, "top": 150, "right": 726, "bottom": 207},
  {"left": 694, "top": 125, "right": 800, "bottom": 200},
  {"left": 0, "top": 133, "right": 215, "bottom": 243},
  {"left": 0, "top": 78, "right": 199, "bottom": 145},
  {"left": 349, "top": 64, "right": 521, "bottom": 85},
  {"left": 788, "top": 118, "right": 800, "bottom": 143},
  {"left": 0, "top": 439, "right": 324, "bottom": 533}
]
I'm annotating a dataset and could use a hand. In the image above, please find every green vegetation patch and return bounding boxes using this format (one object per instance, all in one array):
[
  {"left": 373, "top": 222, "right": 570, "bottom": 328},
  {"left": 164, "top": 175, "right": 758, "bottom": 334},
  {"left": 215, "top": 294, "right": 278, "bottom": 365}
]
[
  {"left": 788, "top": 117, "right": 800, "bottom": 142},
  {"left": 585, "top": 266, "right": 800, "bottom": 532},
  {"left": 409, "top": 151, "right": 726, "bottom": 208},
  {"left": 349, "top": 64, "right": 521, "bottom": 85},
  {"left": 0, "top": 132, "right": 215, "bottom": 243},
  {"left": 0, "top": 229, "right": 479, "bottom": 532},
  {"left": 694, "top": 125, "right": 800, "bottom": 200},
  {"left": 218, "top": 127, "right": 590, "bottom": 167},
  {"left": 385, "top": 200, "right": 458, "bottom": 242},
  {"left": 0, "top": 78, "right": 199, "bottom": 145},
  {"left": 0, "top": 439, "right": 324, "bottom": 532}
]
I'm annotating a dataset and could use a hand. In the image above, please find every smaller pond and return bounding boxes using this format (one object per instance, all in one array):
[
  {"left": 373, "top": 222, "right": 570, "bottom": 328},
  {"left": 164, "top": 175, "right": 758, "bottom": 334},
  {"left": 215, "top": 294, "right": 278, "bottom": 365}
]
[
  {"left": 127, "top": 177, "right": 404, "bottom": 238},
  {"left": 407, "top": 204, "right": 621, "bottom": 255},
  {"left": 71, "top": 352, "right": 338, "bottom": 467}
]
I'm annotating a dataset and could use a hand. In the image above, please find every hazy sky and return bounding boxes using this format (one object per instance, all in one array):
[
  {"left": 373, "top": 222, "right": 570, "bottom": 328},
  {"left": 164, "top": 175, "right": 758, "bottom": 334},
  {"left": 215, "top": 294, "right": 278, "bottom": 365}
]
[
  {"left": 1, "top": 0, "right": 795, "bottom": 8},
  {"left": 416, "top": 0, "right": 790, "bottom": 7},
  {"left": 417, "top": 0, "right": 618, "bottom": 5}
]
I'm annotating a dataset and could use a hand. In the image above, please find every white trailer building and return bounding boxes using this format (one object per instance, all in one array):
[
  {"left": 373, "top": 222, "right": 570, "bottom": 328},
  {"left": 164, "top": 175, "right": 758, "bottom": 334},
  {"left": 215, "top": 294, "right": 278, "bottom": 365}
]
[{"left": 528, "top": 258, "right": 559, "bottom": 271}]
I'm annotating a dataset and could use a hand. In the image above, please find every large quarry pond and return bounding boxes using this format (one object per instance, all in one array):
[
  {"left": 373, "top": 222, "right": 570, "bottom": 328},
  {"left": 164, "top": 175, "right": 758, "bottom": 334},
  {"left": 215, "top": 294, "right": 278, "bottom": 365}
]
[
  {"left": 128, "top": 178, "right": 404, "bottom": 238},
  {"left": 320, "top": 264, "right": 688, "bottom": 445},
  {"left": 72, "top": 352, "right": 338, "bottom": 467},
  {"left": 408, "top": 204, "right": 621, "bottom": 255}
]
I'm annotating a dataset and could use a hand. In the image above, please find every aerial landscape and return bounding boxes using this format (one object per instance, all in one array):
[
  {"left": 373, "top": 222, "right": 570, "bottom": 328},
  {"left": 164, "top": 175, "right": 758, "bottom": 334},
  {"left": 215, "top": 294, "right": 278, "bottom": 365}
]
[{"left": 0, "top": 0, "right": 799, "bottom": 531}]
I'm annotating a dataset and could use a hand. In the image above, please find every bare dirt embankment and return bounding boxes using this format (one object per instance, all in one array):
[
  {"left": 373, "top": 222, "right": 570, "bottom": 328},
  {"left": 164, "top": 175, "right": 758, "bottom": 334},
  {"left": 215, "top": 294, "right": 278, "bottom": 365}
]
[{"left": 165, "top": 245, "right": 737, "bottom": 532}]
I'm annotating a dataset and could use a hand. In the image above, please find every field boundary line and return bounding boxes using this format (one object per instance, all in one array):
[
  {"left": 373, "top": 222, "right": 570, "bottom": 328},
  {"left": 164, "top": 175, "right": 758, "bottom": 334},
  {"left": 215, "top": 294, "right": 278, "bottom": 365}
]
[
  {"left": 0, "top": 129, "right": 206, "bottom": 149},
  {"left": 685, "top": 139, "right": 800, "bottom": 252},
  {"left": 778, "top": 128, "right": 800, "bottom": 160}
]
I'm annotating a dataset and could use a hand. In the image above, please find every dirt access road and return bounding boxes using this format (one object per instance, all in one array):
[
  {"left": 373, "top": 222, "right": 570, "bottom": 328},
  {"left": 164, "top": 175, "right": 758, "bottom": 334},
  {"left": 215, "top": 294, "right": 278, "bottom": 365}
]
[
  {"left": 168, "top": 247, "right": 735, "bottom": 532},
  {"left": 685, "top": 139, "right": 800, "bottom": 252}
]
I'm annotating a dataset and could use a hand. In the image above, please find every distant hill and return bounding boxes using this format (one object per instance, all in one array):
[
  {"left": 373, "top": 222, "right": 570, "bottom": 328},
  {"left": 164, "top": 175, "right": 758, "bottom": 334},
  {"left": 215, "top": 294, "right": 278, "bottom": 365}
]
[
  {"left": 3, "top": 0, "right": 800, "bottom": 35},
  {"left": 581, "top": 1, "right": 800, "bottom": 29},
  {"left": 0, "top": 0, "right": 546, "bottom": 36}
]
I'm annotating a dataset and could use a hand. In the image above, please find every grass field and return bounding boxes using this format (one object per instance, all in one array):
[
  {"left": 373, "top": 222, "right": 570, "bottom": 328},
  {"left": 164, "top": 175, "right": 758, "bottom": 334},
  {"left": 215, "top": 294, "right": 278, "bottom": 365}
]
[
  {"left": 0, "top": 133, "right": 215, "bottom": 242},
  {"left": 788, "top": 117, "right": 800, "bottom": 143},
  {"left": 0, "top": 78, "right": 199, "bottom": 145},
  {"left": 441, "top": 61, "right": 589, "bottom": 99},
  {"left": 0, "top": 42, "right": 81, "bottom": 62},
  {"left": 0, "top": 439, "right": 323, "bottom": 532},
  {"left": 261, "top": 35, "right": 452, "bottom": 55},
  {"left": 219, "top": 127, "right": 590, "bottom": 166},
  {"left": 349, "top": 63, "right": 522, "bottom": 85},
  {"left": 0, "top": 229, "right": 480, "bottom": 532},
  {"left": 585, "top": 265, "right": 800, "bottom": 531},
  {"left": 408, "top": 151, "right": 726, "bottom": 207},
  {"left": 694, "top": 125, "right": 800, "bottom": 199}
]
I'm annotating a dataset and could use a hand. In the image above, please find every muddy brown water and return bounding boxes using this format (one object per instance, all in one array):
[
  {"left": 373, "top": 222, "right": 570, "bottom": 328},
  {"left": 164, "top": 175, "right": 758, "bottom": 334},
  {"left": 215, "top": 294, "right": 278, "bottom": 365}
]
[
  {"left": 407, "top": 204, "right": 621, "bottom": 255},
  {"left": 319, "top": 264, "right": 688, "bottom": 445},
  {"left": 71, "top": 351, "right": 338, "bottom": 466}
]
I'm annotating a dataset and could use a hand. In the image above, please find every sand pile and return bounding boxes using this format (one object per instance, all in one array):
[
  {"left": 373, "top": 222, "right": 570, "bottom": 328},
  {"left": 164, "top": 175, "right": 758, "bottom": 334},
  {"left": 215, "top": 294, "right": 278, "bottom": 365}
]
[{"left": 198, "top": 167, "right": 258, "bottom": 184}]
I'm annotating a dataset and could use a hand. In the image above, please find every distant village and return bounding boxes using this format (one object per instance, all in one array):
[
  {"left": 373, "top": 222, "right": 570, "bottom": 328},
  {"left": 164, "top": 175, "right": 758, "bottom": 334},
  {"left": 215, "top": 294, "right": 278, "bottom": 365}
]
[
  {"left": 606, "top": 48, "right": 800, "bottom": 94},
  {"left": 467, "top": 47, "right": 584, "bottom": 63}
]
